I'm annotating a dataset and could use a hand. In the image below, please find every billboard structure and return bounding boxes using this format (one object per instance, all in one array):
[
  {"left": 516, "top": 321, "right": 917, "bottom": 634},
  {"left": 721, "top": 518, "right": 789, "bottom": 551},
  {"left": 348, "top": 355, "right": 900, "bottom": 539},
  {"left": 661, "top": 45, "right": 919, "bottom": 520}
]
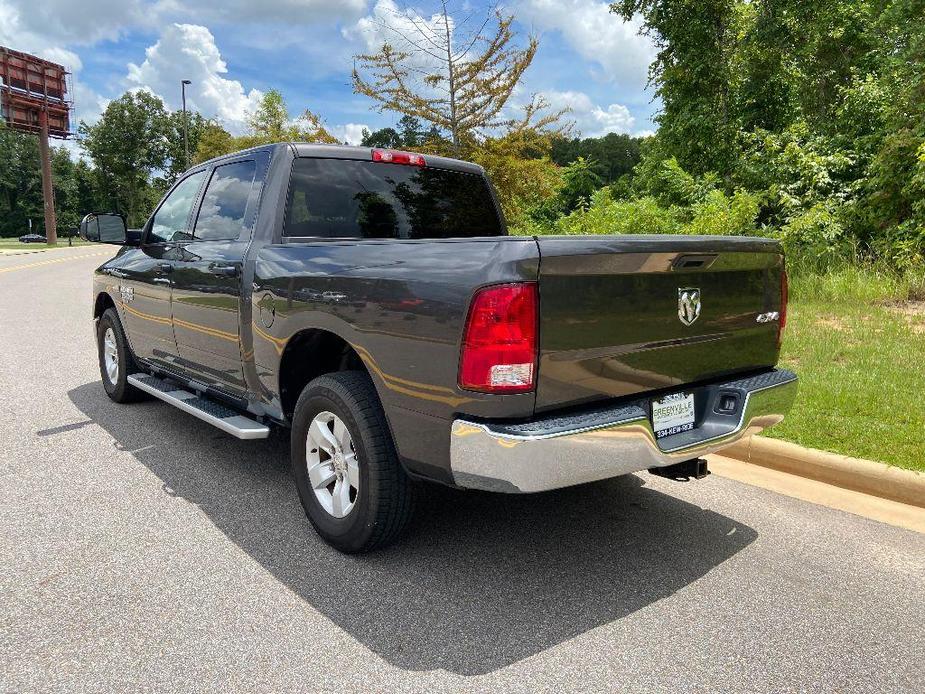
[{"left": 0, "top": 47, "right": 73, "bottom": 244}]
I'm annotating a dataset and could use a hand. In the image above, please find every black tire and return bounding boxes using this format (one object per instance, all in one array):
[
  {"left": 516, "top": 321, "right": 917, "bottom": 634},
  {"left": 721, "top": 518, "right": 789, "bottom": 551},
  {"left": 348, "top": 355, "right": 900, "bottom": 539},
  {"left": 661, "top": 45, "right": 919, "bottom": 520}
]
[
  {"left": 291, "top": 371, "right": 415, "bottom": 553},
  {"left": 97, "top": 307, "right": 146, "bottom": 403}
]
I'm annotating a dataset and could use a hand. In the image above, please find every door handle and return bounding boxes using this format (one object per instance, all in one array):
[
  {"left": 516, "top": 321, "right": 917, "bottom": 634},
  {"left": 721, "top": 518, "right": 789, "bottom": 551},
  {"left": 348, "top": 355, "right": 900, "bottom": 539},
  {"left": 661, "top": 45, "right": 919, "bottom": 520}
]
[
  {"left": 157, "top": 263, "right": 173, "bottom": 273},
  {"left": 209, "top": 263, "right": 239, "bottom": 277}
]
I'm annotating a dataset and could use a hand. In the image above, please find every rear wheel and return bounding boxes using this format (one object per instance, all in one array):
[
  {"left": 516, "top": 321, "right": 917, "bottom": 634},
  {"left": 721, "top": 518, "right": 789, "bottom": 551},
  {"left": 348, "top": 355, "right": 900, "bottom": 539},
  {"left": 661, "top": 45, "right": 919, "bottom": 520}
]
[
  {"left": 290, "top": 371, "right": 415, "bottom": 553},
  {"left": 97, "top": 308, "right": 146, "bottom": 403}
]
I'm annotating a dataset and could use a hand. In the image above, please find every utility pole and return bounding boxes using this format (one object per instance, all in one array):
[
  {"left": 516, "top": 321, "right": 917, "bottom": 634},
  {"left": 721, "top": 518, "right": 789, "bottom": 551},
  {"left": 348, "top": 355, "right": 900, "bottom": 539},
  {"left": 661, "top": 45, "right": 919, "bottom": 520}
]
[
  {"left": 181, "top": 79, "right": 191, "bottom": 170},
  {"left": 38, "top": 108, "right": 57, "bottom": 245}
]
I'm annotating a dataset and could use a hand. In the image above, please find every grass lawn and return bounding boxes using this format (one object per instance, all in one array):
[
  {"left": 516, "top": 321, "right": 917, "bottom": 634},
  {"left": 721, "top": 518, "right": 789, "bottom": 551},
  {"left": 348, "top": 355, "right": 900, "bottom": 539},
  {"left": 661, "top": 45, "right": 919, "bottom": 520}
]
[
  {"left": 769, "top": 268, "right": 925, "bottom": 472},
  {"left": 0, "top": 237, "right": 91, "bottom": 252}
]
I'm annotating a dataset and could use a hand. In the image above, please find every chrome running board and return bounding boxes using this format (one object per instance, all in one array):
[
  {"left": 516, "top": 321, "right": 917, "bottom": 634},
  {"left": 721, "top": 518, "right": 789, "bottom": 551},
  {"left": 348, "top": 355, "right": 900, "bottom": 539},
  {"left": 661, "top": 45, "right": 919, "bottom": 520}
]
[{"left": 127, "top": 374, "right": 270, "bottom": 440}]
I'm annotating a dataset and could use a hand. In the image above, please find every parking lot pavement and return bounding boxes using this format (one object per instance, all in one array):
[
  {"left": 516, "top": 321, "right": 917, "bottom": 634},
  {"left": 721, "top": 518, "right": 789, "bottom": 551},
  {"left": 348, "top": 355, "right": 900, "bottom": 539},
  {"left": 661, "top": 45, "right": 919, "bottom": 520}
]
[{"left": 1, "top": 252, "right": 923, "bottom": 692}]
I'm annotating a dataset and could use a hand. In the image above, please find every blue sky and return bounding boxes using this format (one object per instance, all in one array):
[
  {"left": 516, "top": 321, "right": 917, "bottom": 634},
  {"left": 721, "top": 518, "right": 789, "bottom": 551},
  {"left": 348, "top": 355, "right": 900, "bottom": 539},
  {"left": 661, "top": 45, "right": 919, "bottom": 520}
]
[{"left": 0, "top": 0, "right": 659, "bottom": 146}]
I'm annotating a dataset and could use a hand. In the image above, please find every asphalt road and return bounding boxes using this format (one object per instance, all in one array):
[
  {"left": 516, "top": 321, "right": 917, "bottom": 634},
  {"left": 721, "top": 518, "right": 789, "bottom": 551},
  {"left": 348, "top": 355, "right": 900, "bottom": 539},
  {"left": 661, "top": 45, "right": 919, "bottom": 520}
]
[{"left": 1, "top": 247, "right": 923, "bottom": 693}]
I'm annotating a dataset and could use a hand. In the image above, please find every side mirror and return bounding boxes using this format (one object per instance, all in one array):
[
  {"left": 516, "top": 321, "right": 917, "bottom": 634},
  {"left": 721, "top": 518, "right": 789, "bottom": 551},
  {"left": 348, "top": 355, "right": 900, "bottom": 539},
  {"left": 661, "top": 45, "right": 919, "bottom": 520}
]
[{"left": 79, "top": 213, "right": 130, "bottom": 245}]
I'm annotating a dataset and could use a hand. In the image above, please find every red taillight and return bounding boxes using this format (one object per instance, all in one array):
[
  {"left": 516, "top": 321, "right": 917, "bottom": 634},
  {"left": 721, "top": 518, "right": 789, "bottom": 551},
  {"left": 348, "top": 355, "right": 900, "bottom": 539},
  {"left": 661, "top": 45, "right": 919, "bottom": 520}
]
[
  {"left": 778, "top": 269, "right": 788, "bottom": 347},
  {"left": 459, "top": 283, "right": 538, "bottom": 393},
  {"left": 372, "top": 149, "right": 426, "bottom": 166}
]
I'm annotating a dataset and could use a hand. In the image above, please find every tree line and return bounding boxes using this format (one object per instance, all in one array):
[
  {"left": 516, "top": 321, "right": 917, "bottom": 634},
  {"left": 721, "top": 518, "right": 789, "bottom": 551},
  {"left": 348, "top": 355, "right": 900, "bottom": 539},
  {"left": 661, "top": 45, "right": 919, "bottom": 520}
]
[
  {"left": 521, "top": 0, "right": 924, "bottom": 272},
  {"left": 1, "top": 0, "right": 920, "bottom": 272}
]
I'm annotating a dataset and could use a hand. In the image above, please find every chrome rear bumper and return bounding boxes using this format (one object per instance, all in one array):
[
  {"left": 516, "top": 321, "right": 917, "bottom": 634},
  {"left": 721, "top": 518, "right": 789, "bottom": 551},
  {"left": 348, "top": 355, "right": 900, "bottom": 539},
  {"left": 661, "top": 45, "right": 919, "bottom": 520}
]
[{"left": 450, "top": 369, "right": 798, "bottom": 493}]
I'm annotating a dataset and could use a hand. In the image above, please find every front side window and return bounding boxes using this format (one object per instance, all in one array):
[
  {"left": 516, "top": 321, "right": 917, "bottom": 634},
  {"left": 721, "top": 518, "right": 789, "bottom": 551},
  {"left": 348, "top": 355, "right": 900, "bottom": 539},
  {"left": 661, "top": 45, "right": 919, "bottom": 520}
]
[
  {"left": 194, "top": 160, "right": 258, "bottom": 241},
  {"left": 149, "top": 170, "right": 207, "bottom": 243},
  {"left": 284, "top": 158, "right": 503, "bottom": 239}
]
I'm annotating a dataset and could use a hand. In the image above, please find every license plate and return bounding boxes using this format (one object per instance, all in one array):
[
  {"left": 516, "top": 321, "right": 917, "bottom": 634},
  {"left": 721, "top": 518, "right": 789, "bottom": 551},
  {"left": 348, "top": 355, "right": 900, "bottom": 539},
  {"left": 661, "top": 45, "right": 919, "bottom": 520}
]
[{"left": 651, "top": 392, "right": 696, "bottom": 439}]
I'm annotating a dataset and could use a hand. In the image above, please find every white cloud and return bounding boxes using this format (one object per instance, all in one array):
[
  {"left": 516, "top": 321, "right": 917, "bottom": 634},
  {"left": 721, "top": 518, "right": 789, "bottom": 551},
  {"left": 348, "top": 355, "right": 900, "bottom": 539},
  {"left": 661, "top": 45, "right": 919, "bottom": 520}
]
[
  {"left": 347, "top": 0, "right": 450, "bottom": 52},
  {"left": 329, "top": 123, "right": 370, "bottom": 145},
  {"left": 0, "top": 0, "right": 143, "bottom": 47},
  {"left": 71, "top": 79, "right": 110, "bottom": 126},
  {"left": 541, "top": 90, "right": 637, "bottom": 137},
  {"left": 0, "top": 0, "right": 111, "bottom": 141},
  {"left": 1, "top": 0, "right": 365, "bottom": 46},
  {"left": 160, "top": 0, "right": 366, "bottom": 25},
  {"left": 126, "top": 24, "right": 263, "bottom": 133},
  {"left": 345, "top": 0, "right": 461, "bottom": 84},
  {"left": 0, "top": 2, "right": 83, "bottom": 69},
  {"left": 517, "top": 0, "right": 656, "bottom": 89}
]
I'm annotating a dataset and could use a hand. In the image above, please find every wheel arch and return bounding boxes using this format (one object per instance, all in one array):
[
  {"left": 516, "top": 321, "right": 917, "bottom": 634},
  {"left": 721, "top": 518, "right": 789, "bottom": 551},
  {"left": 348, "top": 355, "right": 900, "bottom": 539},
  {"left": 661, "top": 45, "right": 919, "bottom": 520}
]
[
  {"left": 94, "top": 290, "right": 117, "bottom": 320},
  {"left": 278, "top": 328, "right": 374, "bottom": 423}
]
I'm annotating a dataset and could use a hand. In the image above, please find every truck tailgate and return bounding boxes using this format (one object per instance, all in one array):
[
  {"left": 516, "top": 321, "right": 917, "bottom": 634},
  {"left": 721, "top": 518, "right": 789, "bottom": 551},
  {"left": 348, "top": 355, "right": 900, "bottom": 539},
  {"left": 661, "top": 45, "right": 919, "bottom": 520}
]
[{"left": 534, "top": 235, "right": 785, "bottom": 412}]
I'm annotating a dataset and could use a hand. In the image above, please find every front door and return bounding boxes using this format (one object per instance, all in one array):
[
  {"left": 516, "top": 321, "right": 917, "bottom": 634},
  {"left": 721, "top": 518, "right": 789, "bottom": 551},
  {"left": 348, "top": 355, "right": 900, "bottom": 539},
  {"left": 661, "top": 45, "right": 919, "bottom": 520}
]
[
  {"left": 169, "top": 156, "right": 266, "bottom": 395},
  {"left": 120, "top": 170, "right": 207, "bottom": 369}
]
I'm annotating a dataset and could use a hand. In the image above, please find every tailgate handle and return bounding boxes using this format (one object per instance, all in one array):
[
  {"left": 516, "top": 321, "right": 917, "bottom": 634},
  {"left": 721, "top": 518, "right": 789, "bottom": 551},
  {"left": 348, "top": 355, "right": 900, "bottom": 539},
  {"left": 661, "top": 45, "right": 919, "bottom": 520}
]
[{"left": 672, "top": 254, "right": 717, "bottom": 271}]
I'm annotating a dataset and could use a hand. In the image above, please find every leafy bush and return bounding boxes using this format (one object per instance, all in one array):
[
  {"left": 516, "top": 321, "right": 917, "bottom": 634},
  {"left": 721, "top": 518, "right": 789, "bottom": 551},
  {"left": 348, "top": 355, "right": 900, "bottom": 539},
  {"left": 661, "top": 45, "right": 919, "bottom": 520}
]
[
  {"left": 776, "top": 203, "right": 857, "bottom": 271},
  {"left": 515, "top": 188, "right": 682, "bottom": 236},
  {"left": 870, "top": 221, "right": 925, "bottom": 272},
  {"left": 468, "top": 131, "right": 563, "bottom": 229},
  {"left": 686, "top": 189, "right": 760, "bottom": 236},
  {"left": 630, "top": 153, "right": 717, "bottom": 208}
]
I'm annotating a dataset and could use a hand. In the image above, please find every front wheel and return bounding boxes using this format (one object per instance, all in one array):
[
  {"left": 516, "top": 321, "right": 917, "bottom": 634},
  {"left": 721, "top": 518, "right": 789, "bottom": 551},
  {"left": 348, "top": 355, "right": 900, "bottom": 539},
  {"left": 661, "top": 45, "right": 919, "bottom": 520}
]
[
  {"left": 290, "top": 371, "right": 415, "bottom": 553},
  {"left": 96, "top": 307, "right": 146, "bottom": 403}
]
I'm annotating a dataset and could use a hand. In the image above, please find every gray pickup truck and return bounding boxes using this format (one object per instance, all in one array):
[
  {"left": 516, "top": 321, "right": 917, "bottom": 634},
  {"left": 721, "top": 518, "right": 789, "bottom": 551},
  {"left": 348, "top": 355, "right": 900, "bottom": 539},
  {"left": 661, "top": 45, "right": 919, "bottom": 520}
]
[{"left": 81, "top": 143, "right": 797, "bottom": 552}]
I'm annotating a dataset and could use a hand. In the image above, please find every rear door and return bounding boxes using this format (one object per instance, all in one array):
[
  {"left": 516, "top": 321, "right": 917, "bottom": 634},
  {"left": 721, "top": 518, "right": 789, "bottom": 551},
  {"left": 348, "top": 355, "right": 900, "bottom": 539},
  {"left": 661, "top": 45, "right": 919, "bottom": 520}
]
[
  {"left": 119, "top": 170, "right": 207, "bottom": 369},
  {"left": 534, "top": 235, "right": 785, "bottom": 412},
  {"left": 169, "top": 153, "right": 268, "bottom": 395}
]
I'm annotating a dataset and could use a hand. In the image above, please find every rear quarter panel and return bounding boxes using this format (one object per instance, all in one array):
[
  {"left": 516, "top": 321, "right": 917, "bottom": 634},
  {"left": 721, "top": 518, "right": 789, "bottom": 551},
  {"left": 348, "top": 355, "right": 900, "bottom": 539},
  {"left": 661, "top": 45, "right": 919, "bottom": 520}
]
[{"left": 252, "top": 237, "right": 539, "bottom": 480}]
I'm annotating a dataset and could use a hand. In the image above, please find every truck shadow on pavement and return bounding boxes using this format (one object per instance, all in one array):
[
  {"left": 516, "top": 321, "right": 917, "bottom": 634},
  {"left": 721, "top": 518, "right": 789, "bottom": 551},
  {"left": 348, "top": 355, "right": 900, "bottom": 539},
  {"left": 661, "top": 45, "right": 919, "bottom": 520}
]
[{"left": 69, "top": 382, "right": 758, "bottom": 677}]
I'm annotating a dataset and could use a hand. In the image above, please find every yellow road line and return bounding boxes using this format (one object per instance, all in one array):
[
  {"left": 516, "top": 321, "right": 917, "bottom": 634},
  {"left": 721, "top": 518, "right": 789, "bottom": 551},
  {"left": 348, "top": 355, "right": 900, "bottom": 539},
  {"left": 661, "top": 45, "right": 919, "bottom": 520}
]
[{"left": 0, "top": 251, "right": 110, "bottom": 275}]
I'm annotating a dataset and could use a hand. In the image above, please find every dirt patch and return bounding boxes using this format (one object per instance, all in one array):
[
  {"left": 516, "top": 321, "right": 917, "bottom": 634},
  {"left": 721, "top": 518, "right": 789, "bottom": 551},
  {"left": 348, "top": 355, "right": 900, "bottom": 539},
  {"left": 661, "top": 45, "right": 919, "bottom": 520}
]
[
  {"left": 814, "top": 316, "right": 849, "bottom": 331},
  {"left": 881, "top": 299, "right": 925, "bottom": 333},
  {"left": 881, "top": 299, "right": 925, "bottom": 317}
]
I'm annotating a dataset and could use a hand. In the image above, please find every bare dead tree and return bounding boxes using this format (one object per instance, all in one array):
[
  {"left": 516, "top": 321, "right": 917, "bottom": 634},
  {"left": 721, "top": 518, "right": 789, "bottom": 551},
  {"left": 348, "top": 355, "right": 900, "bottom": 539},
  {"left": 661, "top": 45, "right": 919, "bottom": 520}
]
[{"left": 352, "top": 1, "right": 567, "bottom": 155}]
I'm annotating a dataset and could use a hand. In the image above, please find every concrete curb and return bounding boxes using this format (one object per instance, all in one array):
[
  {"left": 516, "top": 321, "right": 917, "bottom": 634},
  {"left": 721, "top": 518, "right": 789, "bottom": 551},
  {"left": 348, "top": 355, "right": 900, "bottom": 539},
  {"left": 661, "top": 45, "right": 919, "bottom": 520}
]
[{"left": 722, "top": 436, "right": 925, "bottom": 509}]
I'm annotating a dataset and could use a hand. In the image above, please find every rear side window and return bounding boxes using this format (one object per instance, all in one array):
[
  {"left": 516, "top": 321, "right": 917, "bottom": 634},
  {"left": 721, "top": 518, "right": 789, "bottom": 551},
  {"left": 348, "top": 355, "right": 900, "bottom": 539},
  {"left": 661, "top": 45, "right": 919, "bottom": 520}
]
[
  {"left": 194, "top": 160, "right": 258, "bottom": 241},
  {"left": 284, "top": 158, "right": 503, "bottom": 239}
]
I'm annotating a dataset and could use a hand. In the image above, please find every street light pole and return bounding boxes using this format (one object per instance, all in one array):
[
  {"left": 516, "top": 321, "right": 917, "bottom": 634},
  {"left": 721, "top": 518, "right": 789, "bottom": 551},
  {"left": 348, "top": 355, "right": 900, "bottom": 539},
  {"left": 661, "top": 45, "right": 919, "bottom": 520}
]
[{"left": 181, "top": 79, "right": 191, "bottom": 170}]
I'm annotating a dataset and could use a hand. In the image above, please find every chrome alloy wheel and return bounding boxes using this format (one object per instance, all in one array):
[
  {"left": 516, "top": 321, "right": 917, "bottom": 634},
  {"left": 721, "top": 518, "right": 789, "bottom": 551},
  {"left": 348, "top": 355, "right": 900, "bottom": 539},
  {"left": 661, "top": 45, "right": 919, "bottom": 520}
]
[
  {"left": 102, "top": 327, "right": 119, "bottom": 384},
  {"left": 306, "top": 411, "right": 360, "bottom": 519}
]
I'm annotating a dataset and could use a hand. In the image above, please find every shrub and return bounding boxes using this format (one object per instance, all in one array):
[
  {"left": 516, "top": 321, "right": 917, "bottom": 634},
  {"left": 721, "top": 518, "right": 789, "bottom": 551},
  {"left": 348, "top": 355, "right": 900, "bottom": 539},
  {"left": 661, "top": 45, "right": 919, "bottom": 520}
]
[
  {"left": 632, "top": 153, "right": 717, "bottom": 208},
  {"left": 870, "top": 221, "right": 925, "bottom": 272},
  {"left": 468, "top": 132, "right": 563, "bottom": 229},
  {"left": 686, "top": 189, "right": 760, "bottom": 236},
  {"left": 777, "top": 203, "right": 857, "bottom": 271},
  {"left": 520, "top": 189, "right": 683, "bottom": 236}
]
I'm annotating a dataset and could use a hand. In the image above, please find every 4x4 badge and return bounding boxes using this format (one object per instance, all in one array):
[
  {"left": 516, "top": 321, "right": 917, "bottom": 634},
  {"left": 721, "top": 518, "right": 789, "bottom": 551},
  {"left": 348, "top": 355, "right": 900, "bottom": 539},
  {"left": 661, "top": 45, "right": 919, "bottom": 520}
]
[{"left": 678, "top": 288, "right": 701, "bottom": 326}]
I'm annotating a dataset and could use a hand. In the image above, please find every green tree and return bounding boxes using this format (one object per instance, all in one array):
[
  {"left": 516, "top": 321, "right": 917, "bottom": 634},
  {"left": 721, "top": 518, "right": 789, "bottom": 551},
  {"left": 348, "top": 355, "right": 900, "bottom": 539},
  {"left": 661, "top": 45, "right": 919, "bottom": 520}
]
[
  {"left": 361, "top": 116, "right": 445, "bottom": 150},
  {"left": 558, "top": 157, "right": 604, "bottom": 210},
  {"left": 164, "top": 110, "right": 208, "bottom": 180},
  {"left": 193, "top": 90, "right": 339, "bottom": 163},
  {"left": 0, "top": 123, "right": 100, "bottom": 237},
  {"left": 78, "top": 91, "right": 170, "bottom": 225},
  {"left": 360, "top": 126, "right": 402, "bottom": 149},
  {"left": 0, "top": 122, "right": 42, "bottom": 236},
  {"left": 606, "top": 0, "right": 925, "bottom": 269},
  {"left": 612, "top": 0, "right": 739, "bottom": 176},
  {"left": 247, "top": 89, "right": 339, "bottom": 145},
  {"left": 467, "top": 129, "right": 562, "bottom": 227},
  {"left": 550, "top": 133, "right": 644, "bottom": 183}
]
